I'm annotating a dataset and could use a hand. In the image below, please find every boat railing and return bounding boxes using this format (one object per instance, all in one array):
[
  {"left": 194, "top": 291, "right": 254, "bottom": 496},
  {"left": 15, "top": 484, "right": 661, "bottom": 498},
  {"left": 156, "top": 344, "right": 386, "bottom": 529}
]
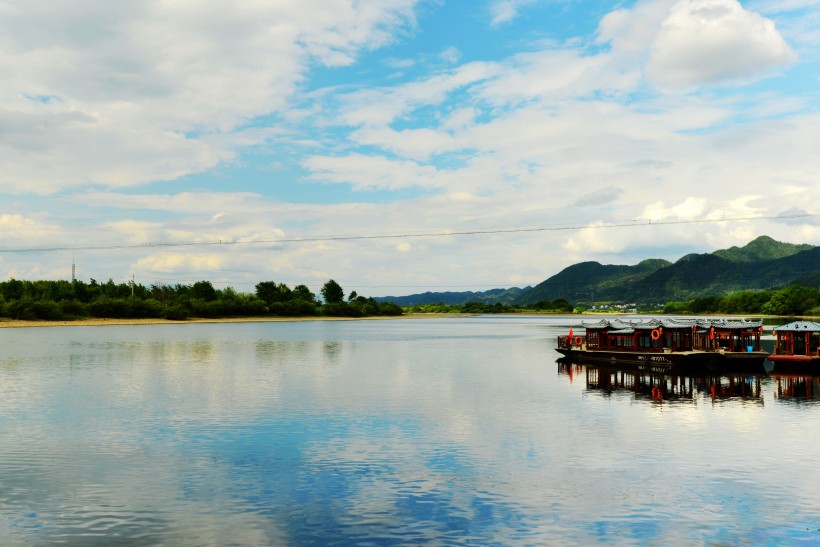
[{"left": 558, "top": 335, "right": 585, "bottom": 349}]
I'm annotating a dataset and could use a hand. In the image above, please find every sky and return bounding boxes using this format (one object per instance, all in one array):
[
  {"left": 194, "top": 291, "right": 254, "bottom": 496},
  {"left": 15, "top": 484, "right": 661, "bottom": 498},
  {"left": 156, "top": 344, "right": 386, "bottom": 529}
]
[{"left": 1, "top": 0, "right": 819, "bottom": 297}]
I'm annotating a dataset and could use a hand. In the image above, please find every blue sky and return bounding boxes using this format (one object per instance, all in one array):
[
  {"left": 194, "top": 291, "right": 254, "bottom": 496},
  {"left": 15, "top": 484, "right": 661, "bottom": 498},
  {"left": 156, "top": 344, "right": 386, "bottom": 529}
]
[{"left": 1, "top": 0, "right": 819, "bottom": 296}]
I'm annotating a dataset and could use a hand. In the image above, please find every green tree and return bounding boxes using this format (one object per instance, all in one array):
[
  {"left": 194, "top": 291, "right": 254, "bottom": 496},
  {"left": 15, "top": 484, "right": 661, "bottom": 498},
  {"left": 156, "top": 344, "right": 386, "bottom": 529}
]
[
  {"left": 761, "top": 285, "right": 820, "bottom": 316},
  {"left": 256, "top": 281, "right": 293, "bottom": 305},
  {"left": 191, "top": 281, "right": 217, "bottom": 302},
  {"left": 321, "top": 279, "right": 345, "bottom": 304},
  {"left": 292, "top": 284, "right": 315, "bottom": 303}
]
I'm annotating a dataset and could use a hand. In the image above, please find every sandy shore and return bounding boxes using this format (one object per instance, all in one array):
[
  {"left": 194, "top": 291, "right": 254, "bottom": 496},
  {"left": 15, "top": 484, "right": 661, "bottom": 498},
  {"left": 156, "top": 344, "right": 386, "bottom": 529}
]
[{"left": 0, "top": 313, "right": 472, "bottom": 329}]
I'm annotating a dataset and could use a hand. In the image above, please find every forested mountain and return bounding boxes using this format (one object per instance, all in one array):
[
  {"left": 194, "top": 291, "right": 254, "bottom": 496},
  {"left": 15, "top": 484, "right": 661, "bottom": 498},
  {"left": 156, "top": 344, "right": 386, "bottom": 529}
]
[
  {"left": 518, "top": 258, "right": 671, "bottom": 304},
  {"left": 370, "top": 236, "right": 819, "bottom": 308},
  {"left": 516, "top": 236, "right": 820, "bottom": 305}
]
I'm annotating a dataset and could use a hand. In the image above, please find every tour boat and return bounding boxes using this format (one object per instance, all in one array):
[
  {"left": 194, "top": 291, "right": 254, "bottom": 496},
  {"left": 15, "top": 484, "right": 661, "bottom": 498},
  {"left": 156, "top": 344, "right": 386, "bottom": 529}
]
[
  {"left": 555, "top": 317, "right": 769, "bottom": 373},
  {"left": 768, "top": 321, "right": 820, "bottom": 374}
]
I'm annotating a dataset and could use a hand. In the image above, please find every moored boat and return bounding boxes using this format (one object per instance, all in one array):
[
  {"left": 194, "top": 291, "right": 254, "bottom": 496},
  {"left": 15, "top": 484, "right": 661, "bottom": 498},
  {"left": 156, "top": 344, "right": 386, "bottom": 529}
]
[
  {"left": 556, "top": 317, "right": 769, "bottom": 374},
  {"left": 768, "top": 321, "right": 820, "bottom": 374}
]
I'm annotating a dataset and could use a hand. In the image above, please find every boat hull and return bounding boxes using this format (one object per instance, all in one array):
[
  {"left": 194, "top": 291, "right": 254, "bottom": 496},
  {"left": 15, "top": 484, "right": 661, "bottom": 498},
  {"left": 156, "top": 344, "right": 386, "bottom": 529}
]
[
  {"left": 767, "top": 355, "right": 820, "bottom": 375},
  {"left": 555, "top": 347, "right": 770, "bottom": 374}
]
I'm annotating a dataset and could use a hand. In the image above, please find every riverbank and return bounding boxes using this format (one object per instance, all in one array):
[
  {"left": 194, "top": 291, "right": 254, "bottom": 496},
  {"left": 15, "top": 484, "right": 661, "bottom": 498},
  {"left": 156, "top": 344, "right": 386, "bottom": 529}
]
[{"left": 0, "top": 313, "right": 473, "bottom": 329}]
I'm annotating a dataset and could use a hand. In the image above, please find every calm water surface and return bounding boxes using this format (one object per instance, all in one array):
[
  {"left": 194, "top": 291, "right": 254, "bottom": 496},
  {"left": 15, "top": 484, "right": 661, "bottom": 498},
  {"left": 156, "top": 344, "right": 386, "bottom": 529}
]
[{"left": 1, "top": 316, "right": 819, "bottom": 545}]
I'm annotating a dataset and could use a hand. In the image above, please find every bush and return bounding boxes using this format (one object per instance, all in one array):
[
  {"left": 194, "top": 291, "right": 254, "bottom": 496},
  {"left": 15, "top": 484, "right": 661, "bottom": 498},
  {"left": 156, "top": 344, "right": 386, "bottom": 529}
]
[
  {"left": 31, "top": 300, "right": 63, "bottom": 320},
  {"left": 163, "top": 304, "right": 190, "bottom": 320},
  {"left": 377, "top": 301, "right": 403, "bottom": 316},
  {"left": 321, "top": 302, "right": 363, "bottom": 317},
  {"left": 2, "top": 298, "right": 63, "bottom": 320},
  {"left": 59, "top": 299, "right": 87, "bottom": 318},
  {"left": 87, "top": 297, "right": 162, "bottom": 318}
]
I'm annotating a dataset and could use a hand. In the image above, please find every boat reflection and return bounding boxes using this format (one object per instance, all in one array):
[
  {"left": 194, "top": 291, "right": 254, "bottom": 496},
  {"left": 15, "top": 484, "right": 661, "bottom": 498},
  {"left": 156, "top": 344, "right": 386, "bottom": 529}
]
[
  {"left": 773, "top": 375, "right": 820, "bottom": 403},
  {"left": 558, "top": 360, "right": 763, "bottom": 404}
]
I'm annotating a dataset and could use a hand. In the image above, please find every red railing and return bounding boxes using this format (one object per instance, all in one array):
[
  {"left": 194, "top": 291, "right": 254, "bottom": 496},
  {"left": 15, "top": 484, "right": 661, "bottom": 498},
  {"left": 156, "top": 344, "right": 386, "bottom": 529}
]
[{"left": 558, "top": 335, "right": 584, "bottom": 349}]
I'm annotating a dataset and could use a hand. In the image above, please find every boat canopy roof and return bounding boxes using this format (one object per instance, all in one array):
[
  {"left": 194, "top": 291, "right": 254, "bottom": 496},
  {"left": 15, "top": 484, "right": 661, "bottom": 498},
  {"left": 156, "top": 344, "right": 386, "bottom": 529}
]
[
  {"left": 582, "top": 317, "right": 763, "bottom": 331},
  {"left": 773, "top": 321, "right": 820, "bottom": 333},
  {"left": 608, "top": 328, "right": 635, "bottom": 335}
]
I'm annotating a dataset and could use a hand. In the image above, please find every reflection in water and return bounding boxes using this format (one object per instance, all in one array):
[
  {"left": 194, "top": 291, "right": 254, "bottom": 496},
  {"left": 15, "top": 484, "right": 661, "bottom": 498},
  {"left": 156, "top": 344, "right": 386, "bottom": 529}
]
[
  {"left": 323, "top": 341, "right": 343, "bottom": 363},
  {"left": 4, "top": 318, "right": 820, "bottom": 544},
  {"left": 558, "top": 361, "right": 764, "bottom": 404},
  {"left": 774, "top": 375, "right": 820, "bottom": 402}
]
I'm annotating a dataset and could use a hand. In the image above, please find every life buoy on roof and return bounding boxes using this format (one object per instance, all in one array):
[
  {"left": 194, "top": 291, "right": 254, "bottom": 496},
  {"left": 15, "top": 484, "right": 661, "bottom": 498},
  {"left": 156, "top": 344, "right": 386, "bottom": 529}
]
[{"left": 651, "top": 329, "right": 661, "bottom": 340}]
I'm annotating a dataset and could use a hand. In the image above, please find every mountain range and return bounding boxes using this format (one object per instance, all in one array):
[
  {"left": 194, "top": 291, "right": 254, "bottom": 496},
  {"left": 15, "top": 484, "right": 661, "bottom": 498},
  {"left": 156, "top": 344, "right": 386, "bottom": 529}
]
[{"left": 377, "top": 236, "right": 820, "bottom": 306}]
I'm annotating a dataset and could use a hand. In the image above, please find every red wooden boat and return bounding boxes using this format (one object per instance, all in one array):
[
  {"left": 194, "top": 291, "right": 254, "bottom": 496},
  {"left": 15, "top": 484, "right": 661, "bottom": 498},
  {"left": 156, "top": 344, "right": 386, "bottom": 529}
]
[
  {"left": 768, "top": 321, "right": 820, "bottom": 374},
  {"left": 556, "top": 317, "right": 769, "bottom": 374}
]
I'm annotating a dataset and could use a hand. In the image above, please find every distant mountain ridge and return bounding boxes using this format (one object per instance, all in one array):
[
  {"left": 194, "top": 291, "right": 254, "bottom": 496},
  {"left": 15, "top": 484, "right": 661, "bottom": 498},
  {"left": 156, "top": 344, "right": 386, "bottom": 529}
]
[
  {"left": 376, "top": 287, "right": 530, "bottom": 306},
  {"left": 380, "top": 236, "right": 820, "bottom": 306}
]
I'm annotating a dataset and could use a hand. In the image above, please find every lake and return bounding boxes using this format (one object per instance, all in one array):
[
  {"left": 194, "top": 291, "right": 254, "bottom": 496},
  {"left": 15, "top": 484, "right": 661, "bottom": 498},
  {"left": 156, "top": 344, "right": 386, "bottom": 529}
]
[{"left": 1, "top": 315, "right": 819, "bottom": 545}]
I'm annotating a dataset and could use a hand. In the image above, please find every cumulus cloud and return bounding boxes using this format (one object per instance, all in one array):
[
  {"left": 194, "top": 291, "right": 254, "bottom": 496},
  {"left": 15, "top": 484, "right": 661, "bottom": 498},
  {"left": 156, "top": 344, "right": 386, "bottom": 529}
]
[
  {"left": 0, "top": 0, "right": 419, "bottom": 193},
  {"left": 647, "top": 0, "right": 796, "bottom": 89},
  {"left": 2, "top": 0, "right": 819, "bottom": 291},
  {"left": 640, "top": 197, "right": 709, "bottom": 221},
  {"left": 597, "top": 0, "right": 678, "bottom": 55},
  {"left": 0, "top": 213, "right": 59, "bottom": 240},
  {"left": 133, "top": 253, "right": 228, "bottom": 273}
]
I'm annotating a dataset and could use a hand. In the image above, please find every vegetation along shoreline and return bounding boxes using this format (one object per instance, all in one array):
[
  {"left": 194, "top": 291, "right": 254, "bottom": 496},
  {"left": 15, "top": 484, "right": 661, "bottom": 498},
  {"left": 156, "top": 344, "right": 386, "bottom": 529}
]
[{"left": 3, "top": 236, "right": 819, "bottom": 324}]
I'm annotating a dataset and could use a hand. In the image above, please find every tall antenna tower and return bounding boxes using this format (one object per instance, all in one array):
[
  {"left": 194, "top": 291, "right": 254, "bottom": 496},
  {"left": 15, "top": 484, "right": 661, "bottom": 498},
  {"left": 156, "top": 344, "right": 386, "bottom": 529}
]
[{"left": 72, "top": 255, "right": 76, "bottom": 282}]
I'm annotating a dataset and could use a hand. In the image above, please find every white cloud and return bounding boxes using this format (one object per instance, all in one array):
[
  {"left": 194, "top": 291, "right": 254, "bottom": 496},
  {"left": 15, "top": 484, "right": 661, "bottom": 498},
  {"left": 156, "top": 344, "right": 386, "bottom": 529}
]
[
  {"left": 490, "top": 0, "right": 537, "bottom": 26},
  {"left": 2, "top": 0, "right": 820, "bottom": 292},
  {"left": 75, "top": 191, "right": 269, "bottom": 214},
  {"left": 0, "top": 213, "right": 59, "bottom": 240},
  {"left": 439, "top": 46, "right": 462, "bottom": 64},
  {"left": 754, "top": 0, "right": 820, "bottom": 14},
  {"left": 640, "top": 197, "right": 709, "bottom": 222},
  {"left": 597, "top": 0, "right": 678, "bottom": 55},
  {"left": 647, "top": 0, "right": 796, "bottom": 89},
  {"left": 304, "top": 153, "right": 443, "bottom": 190},
  {"left": 336, "top": 61, "right": 494, "bottom": 127},
  {"left": 133, "top": 252, "right": 227, "bottom": 273},
  {"left": 0, "top": 0, "right": 419, "bottom": 193}
]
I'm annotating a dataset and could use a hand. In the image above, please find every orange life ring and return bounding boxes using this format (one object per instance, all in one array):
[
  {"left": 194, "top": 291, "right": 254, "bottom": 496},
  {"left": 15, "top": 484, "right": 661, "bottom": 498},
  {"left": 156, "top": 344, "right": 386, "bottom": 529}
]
[
  {"left": 651, "top": 329, "right": 660, "bottom": 340},
  {"left": 574, "top": 336, "right": 583, "bottom": 346}
]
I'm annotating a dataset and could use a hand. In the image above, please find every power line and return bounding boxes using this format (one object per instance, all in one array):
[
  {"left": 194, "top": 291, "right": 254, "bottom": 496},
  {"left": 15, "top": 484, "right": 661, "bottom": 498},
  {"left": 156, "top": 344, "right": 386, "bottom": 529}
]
[{"left": 0, "top": 211, "right": 817, "bottom": 254}]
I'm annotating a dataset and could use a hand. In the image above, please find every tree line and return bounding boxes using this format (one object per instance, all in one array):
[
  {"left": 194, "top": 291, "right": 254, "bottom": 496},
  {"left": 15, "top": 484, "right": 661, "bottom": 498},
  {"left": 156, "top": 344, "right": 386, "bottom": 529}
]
[
  {"left": 0, "top": 278, "right": 402, "bottom": 321},
  {"left": 403, "top": 299, "right": 575, "bottom": 314},
  {"left": 663, "top": 285, "right": 820, "bottom": 316},
  {"left": 4, "top": 277, "right": 816, "bottom": 321}
]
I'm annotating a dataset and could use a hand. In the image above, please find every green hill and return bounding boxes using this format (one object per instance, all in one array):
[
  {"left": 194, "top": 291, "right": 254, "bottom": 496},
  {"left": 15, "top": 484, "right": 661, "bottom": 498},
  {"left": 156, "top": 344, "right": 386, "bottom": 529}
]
[
  {"left": 712, "top": 235, "right": 812, "bottom": 262},
  {"left": 516, "top": 236, "right": 820, "bottom": 305},
  {"left": 517, "top": 258, "right": 671, "bottom": 304},
  {"left": 378, "top": 236, "right": 820, "bottom": 308}
]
